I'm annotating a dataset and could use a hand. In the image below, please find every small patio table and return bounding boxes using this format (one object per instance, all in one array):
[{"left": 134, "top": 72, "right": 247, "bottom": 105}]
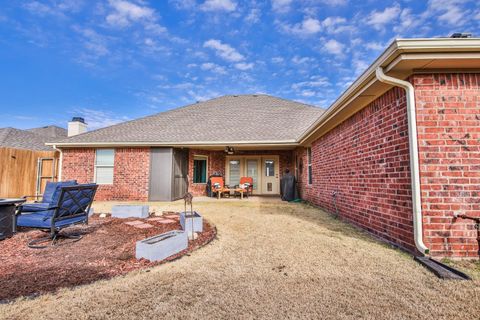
[
  {"left": 219, "top": 187, "right": 245, "bottom": 199},
  {"left": 0, "top": 198, "right": 26, "bottom": 240}
]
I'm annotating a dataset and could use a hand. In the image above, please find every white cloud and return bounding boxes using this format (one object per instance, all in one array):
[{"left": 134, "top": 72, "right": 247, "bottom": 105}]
[
  {"left": 292, "top": 76, "right": 330, "bottom": 91},
  {"left": 300, "top": 90, "right": 316, "bottom": 97},
  {"left": 106, "top": 0, "right": 154, "bottom": 27},
  {"left": 203, "top": 39, "right": 244, "bottom": 62},
  {"left": 234, "top": 62, "right": 254, "bottom": 70},
  {"left": 271, "top": 56, "right": 284, "bottom": 64},
  {"left": 367, "top": 5, "right": 401, "bottom": 30},
  {"left": 23, "top": 0, "right": 83, "bottom": 17},
  {"left": 282, "top": 17, "right": 322, "bottom": 36},
  {"left": 169, "top": 0, "right": 197, "bottom": 10},
  {"left": 200, "top": 62, "right": 227, "bottom": 74},
  {"left": 430, "top": 0, "right": 467, "bottom": 25},
  {"left": 200, "top": 0, "right": 237, "bottom": 12},
  {"left": 291, "top": 56, "right": 314, "bottom": 64},
  {"left": 74, "top": 26, "right": 110, "bottom": 57},
  {"left": 245, "top": 8, "right": 261, "bottom": 24},
  {"left": 323, "top": 39, "right": 345, "bottom": 55},
  {"left": 74, "top": 108, "right": 130, "bottom": 130},
  {"left": 187, "top": 90, "right": 220, "bottom": 102},
  {"left": 321, "top": 16, "right": 351, "bottom": 34},
  {"left": 365, "top": 41, "right": 384, "bottom": 51},
  {"left": 271, "top": 0, "right": 292, "bottom": 13},
  {"left": 353, "top": 58, "right": 369, "bottom": 76},
  {"left": 393, "top": 8, "right": 422, "bottom": 34}
]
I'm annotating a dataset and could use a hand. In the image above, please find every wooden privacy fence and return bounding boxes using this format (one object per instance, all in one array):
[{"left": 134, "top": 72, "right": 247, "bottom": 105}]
[{"left": 0, "top": 147, "right": 59, "bottom": 198}]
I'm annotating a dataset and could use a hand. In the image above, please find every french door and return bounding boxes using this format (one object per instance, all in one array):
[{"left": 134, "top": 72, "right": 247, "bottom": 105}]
[{"left": 225, "top": 156, "right": 279, "bottom": 195}]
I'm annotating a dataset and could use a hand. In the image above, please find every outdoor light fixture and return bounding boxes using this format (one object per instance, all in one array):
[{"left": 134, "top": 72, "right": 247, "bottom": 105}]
[{"left": 225, "top": 146, "right": 235, "bottom": 155}]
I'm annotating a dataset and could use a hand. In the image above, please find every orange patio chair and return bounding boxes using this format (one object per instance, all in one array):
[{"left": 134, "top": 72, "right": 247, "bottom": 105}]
[
  {"left": 239, "top": 177, "right": 254, "bottom": 197},
  {"left": 210, "top": 177, "right": 229, "bottom": 199}
]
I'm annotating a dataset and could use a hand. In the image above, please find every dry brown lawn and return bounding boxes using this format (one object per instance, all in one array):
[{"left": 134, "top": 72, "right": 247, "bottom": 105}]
[{"left": 1, "top": 197, "right": 479, "bottom": 320}]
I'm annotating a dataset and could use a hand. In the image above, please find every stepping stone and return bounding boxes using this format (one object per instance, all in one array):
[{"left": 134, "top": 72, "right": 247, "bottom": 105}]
[
  {"left": 133, "top": 223, "right": 154, "bottom": 229},
  {"left": 124, "top": 220, "right": 145, "bottom": 226},
  {"left": 148, "top": 217, "right": 167, "bottom": 222},
  {"left": 155, "top": 219, "right": 176, "bottom": 224}
]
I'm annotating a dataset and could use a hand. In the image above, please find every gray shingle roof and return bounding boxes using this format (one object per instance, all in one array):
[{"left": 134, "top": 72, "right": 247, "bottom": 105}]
[
  {"left": 27, "top": 125, "right": 67, "bottom": 138},
  {"left": 0, "top": 125, "right": 66, "bottom": 151},
  {"left": 52, "top": 95, "right": 324, "bottom": 145}
]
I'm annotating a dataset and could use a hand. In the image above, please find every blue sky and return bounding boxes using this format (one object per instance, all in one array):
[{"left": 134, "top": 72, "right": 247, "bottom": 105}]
[{"left": 0, "top": 0, "right": 479, "bottom": 130}]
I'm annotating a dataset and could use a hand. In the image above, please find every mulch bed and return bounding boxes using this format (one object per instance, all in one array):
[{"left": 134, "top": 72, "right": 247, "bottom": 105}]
[{"left": 0, "top": 214, "right": 216, "bottom": 302}]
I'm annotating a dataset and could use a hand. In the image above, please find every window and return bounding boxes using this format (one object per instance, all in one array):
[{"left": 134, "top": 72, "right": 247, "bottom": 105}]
[
  {"left": 265, "top": 160, "right": 275, "bottom": 176},
  {"left": 95, "top": 149, "right": 114, "bottom": 184},
  {"left": 307, "top": 147, "right": 313, "bottom": 185},
  {"left": 229, "top": 160, "right": 241, "bottom": 186},
  {"left": 193, "top": 156, "right": 207, "bottom": 184}
]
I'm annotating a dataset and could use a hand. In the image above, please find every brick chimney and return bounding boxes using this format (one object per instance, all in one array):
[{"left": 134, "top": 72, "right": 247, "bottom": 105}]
[{"left": 68, "top": 117, "right": 87, "bottom": 137}]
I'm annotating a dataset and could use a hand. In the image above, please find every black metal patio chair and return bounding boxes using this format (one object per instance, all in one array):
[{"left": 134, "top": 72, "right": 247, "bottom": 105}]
[{"left": 16, "top": 184, "right": 98, "bottom": 248}]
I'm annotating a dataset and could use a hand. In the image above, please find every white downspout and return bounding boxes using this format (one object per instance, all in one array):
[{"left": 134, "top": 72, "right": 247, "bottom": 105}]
[
  {"left": 375, "top": 67, "right": 429, "bottom": 255},
  {"left": 52, "top": 145, "right": 63, "bottom": 181}
]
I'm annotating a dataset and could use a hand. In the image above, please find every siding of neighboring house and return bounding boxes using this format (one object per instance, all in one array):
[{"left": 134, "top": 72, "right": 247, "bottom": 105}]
[
  {"left": 62, "top": 148, "right": 150, "bottom": 201},
  {"left": 297, "top": 87, "right": 417, "bottom": 252},
  {"left": 414, "top": 73, "right": 480, "bottom": 258}
]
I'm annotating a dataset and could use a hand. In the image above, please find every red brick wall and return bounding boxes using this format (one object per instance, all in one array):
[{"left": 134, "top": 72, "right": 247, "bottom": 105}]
[
  {"left": 187, "top": 149, "right": 294, "bottom": 196},
  {"left": 414, "top": 73, "right": 480, "bottom": 258},
  {"left": 188, "top": 149, "right": 225, "bottom": 195},
  {"left": 62, "top": 148, "right": 150, "bottom": 201},
  {"left": 298, "top": 87, "right": 416, "bottom": 252}
]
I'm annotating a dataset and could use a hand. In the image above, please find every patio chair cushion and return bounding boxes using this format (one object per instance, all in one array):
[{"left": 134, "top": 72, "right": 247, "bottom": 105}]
[
  {"left": 17, "top": 183, "right": 96, "bottom": 230},
  {"left": 48, "top": 181, "right": 78, "bottom": 206},
  {"left": 21, "top": 203, "right": 50, "bottom": 212},
  {"left": 16, "top": 211, "right": 87, "bottom": 229},
  {"left": 41, "top": 180, "right": 77, "bottom": 204}
]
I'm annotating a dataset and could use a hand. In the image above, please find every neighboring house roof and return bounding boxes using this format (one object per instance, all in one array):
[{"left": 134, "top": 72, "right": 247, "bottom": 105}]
[
  {"left": 51, "top": 95, "right": 325, "bottom": 147},
  {"left": 0, "top": 126, "right": 67, "bottom": 151},
  {"left": 27, "top": 125, "right": 67, "bottom": 138}
]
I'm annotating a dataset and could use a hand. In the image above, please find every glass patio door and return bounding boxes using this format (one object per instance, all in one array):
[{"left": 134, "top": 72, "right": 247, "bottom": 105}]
[
  {"left": 246, "top": 159, "right": 259, "bottom": 191},
  {"left": 228, "top": 159, "right": 241, "bottom": 187}
]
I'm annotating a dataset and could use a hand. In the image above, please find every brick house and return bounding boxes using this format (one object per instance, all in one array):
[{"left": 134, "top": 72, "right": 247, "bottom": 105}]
[{"left": 49, "top": 37, "right": 480, "bottom": 258}]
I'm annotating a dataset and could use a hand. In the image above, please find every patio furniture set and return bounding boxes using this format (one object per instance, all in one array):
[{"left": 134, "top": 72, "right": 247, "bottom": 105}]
[
  {"left": 0, "top": 180, "right": 98, "bottom": 248},
  {"left": 1, "top": 180, "right": 204, "bottom": 265},
  {"left": 210, "top": 176, "right": 253, "bottom": 200}
]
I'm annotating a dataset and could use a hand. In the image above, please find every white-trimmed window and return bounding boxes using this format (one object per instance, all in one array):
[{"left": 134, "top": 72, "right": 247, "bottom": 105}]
[
  {"left": 193, "top": 155, "right": 208, "bottom": 184},
  {"left": 95, "top": 149, "right": 115, "bottom": 184},
  {"left": 307, "top": 147, "right": 313, "bottom": 185}
]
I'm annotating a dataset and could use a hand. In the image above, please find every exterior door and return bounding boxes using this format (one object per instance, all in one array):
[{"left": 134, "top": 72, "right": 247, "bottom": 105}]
[
  {"left": 261, "top": 157, "right": 279, "bottom": 195},
  {"left": 227, "top": 159, "right": 242, "bottom": 187},
  {"left": 246, "top": 159, "right": 260, "bottom": 194}
]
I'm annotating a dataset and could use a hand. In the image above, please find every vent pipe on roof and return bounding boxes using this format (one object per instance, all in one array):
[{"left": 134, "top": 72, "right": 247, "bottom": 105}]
[
  {"left": 68, "top": 117, "right": 87, "bottom": 137},
  {"left": 450, "top": 33, "right": 472, "bottom": 38},
  {"left": 375, "top": 67, "right": 429, "bottom": 255}
]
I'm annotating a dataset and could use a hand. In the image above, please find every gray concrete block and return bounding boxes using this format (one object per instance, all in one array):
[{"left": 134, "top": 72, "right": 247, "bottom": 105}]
[
  {"left": 180, "top": 211, "right": 203, "bottom": 233},
  {"left": 111, "top": 205, "right": 149, "bottom": 219},
  {"left": 135, "top": 230, "right": 188, "bottom": 262}
]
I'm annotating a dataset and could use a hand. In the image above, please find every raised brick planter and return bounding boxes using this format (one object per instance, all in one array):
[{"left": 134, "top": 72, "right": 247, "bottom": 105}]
[
  {"left": 180, "top": 211, "right": 203, "bottom": 233},
  {"left": 135, "top": 230, "right": 188, "bottom": 262},
  {"left": 111, "top": 205, "right": 149, "bottom": 219}
]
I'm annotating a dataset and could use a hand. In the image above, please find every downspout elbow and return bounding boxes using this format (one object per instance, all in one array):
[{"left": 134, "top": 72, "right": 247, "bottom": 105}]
[{"left": 375, "top": 67, "right": 429, "bottom": 255}]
